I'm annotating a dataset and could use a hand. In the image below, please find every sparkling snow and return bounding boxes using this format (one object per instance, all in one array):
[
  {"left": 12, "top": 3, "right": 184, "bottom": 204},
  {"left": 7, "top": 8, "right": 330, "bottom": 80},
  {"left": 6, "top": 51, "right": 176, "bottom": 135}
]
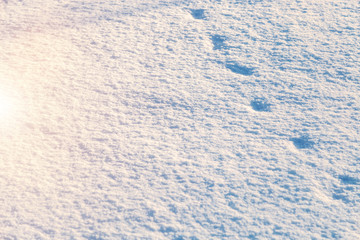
[{"left": 0, "top": 0, "right": 359, "bottom": 239}]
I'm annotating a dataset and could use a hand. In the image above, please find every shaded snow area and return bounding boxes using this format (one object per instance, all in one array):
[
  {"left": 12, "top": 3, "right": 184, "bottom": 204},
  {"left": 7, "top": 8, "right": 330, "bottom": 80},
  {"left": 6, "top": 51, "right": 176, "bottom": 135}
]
[{"left": 0, "top": 0, "right": 359, "bottom": 239}]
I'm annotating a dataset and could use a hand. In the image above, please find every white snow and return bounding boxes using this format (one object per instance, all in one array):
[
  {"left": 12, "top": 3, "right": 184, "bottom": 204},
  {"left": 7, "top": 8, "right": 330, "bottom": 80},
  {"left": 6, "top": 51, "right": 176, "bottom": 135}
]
[{"left": 0, "top": 0, "right": 359, "bottom": 239}]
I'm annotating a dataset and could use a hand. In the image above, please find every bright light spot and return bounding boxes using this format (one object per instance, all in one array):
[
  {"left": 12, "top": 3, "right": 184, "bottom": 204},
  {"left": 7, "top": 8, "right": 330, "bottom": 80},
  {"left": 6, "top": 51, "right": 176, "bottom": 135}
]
[
  {"left": 0, "top": 90, "right": 16, "bottom": 120},
  {"left": 0, "top": 86, "right": 22, "bottom": 133},
  {"left": 0, "top": 96, "right": 12, "bottom": 115}
]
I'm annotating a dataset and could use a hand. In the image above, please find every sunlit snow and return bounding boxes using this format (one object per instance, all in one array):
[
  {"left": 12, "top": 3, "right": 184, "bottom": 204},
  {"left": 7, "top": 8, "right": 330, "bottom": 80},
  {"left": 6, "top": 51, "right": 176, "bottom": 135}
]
[
  {"left": 0, "top": 0, "right": 359, "bottom": 239},
  {"left": 0, "top": 92, "right": 12, "bottom": 118}
]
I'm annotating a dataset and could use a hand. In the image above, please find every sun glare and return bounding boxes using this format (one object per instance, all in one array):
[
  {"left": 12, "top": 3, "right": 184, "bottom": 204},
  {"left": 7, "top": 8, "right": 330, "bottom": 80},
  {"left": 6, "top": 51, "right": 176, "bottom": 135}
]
[
  {"left": 0, "top": 94, "right": 12, "bottom": 117},
  {"left": 0, "top": 89, "right": 16, "bottom": 121}
]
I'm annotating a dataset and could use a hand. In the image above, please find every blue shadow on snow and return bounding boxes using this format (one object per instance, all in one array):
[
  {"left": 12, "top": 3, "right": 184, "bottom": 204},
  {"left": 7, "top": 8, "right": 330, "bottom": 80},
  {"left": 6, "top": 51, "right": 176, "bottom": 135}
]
[
  {"left": 290, "top": 136, "right": 315, "bottom": 149},
  {"left": 225, "top": 63, "right": 255, "bottom": 76},
  {"left": 250, "top": 98, "right": 271, "bottom": 112},
  {"left": 190, "top": 9, "right": 206, "bottom": 19}
]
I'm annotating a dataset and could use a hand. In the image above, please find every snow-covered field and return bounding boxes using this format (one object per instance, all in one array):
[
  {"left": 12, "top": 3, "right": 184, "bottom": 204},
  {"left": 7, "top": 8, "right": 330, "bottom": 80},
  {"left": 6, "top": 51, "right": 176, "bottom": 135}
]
[{"left": 0, "top": 0, "right": 359, "bottom": 239}]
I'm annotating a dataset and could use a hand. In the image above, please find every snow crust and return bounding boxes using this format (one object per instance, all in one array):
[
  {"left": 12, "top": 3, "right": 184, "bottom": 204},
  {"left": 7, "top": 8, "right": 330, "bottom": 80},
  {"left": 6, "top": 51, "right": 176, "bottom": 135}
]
[{"left": 0, "top": 0, "right": 359, "bottom": 239}]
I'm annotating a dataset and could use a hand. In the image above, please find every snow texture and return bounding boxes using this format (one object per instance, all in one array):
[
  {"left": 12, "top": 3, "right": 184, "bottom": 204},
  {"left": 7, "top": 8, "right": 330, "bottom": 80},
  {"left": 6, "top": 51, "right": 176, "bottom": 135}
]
[{"left": 0, "top": 0, "right": 359, "bottom": 239}]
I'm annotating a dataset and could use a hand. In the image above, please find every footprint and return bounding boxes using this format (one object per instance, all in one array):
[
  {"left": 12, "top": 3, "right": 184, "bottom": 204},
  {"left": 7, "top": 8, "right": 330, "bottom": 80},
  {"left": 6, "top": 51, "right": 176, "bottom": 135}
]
[
  {"left": 332, "top": 193, "right": 350, "bottom": 203},
  {"left": 250, "top": 98, "right": 271, "bottom": 112},
  {"left": 290, "top": 136, "right": 315, "bottom": 149},
  {"left": 225, "top": 62, "right": 254, "bottom": 76},
  {"left": 190, "top": 9, "right": 206, "bottom": 19},
  {"left": 338, "top": 175, "right": 359, "bottom": 185},
  {"left": 211, "top": 34, "right": 227, "bottom": 50}
]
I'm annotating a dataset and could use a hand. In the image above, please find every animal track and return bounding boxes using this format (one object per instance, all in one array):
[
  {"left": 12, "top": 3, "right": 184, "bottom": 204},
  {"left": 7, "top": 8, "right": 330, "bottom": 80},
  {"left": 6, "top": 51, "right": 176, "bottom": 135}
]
[
  {"left": 190, "top": 9, "right": 206, "bottom": 19},
  {"left": 211, "top": 34, "right": 227, "bottom": 50},
  {"left": 332, "top": 193, "right": 350, "bottom": 203},
  {"left": 225, "top": 63, "right": 254, "bottom": 76},
  {"left": 339, "top": 175, "right": 359, "bottom": 185},
  {"left": 250, "top": 98, "right": 271, "bottom": 112},
  {"left": 331, "top": 175, "right": 358, "bottom": 204},
  {"left": 290, "top": 137, "right": 315, "bottom": 149}
]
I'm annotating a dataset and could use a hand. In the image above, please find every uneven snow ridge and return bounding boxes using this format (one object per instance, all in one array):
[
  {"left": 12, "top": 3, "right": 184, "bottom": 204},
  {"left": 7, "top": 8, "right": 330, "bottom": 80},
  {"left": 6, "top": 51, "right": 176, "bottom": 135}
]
[{"left": 0, "top": 0, "right": 359, "bottom": 239}]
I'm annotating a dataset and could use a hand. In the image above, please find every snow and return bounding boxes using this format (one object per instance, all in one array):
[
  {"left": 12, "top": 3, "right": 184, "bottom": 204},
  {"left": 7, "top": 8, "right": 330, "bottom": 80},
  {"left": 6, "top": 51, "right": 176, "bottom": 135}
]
[{"left": 0, "top": 0, "right": 359, "bottom": 239}]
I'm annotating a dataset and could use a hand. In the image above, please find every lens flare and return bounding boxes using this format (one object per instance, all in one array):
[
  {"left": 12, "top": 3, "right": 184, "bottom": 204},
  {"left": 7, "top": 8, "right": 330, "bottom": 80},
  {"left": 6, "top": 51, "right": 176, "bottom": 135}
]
[
  {"left": 0, "top": 94, "right": 12, "bottom": 117},
  {"left": 0, "top": 88, "right": 17, "bottom": 122}
]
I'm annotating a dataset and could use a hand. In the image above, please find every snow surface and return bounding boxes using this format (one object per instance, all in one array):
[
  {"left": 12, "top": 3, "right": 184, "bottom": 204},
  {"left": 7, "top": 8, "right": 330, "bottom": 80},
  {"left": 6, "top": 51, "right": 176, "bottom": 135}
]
[{"left": 0, "top": 0, "right": 359, "bottom": 239}]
